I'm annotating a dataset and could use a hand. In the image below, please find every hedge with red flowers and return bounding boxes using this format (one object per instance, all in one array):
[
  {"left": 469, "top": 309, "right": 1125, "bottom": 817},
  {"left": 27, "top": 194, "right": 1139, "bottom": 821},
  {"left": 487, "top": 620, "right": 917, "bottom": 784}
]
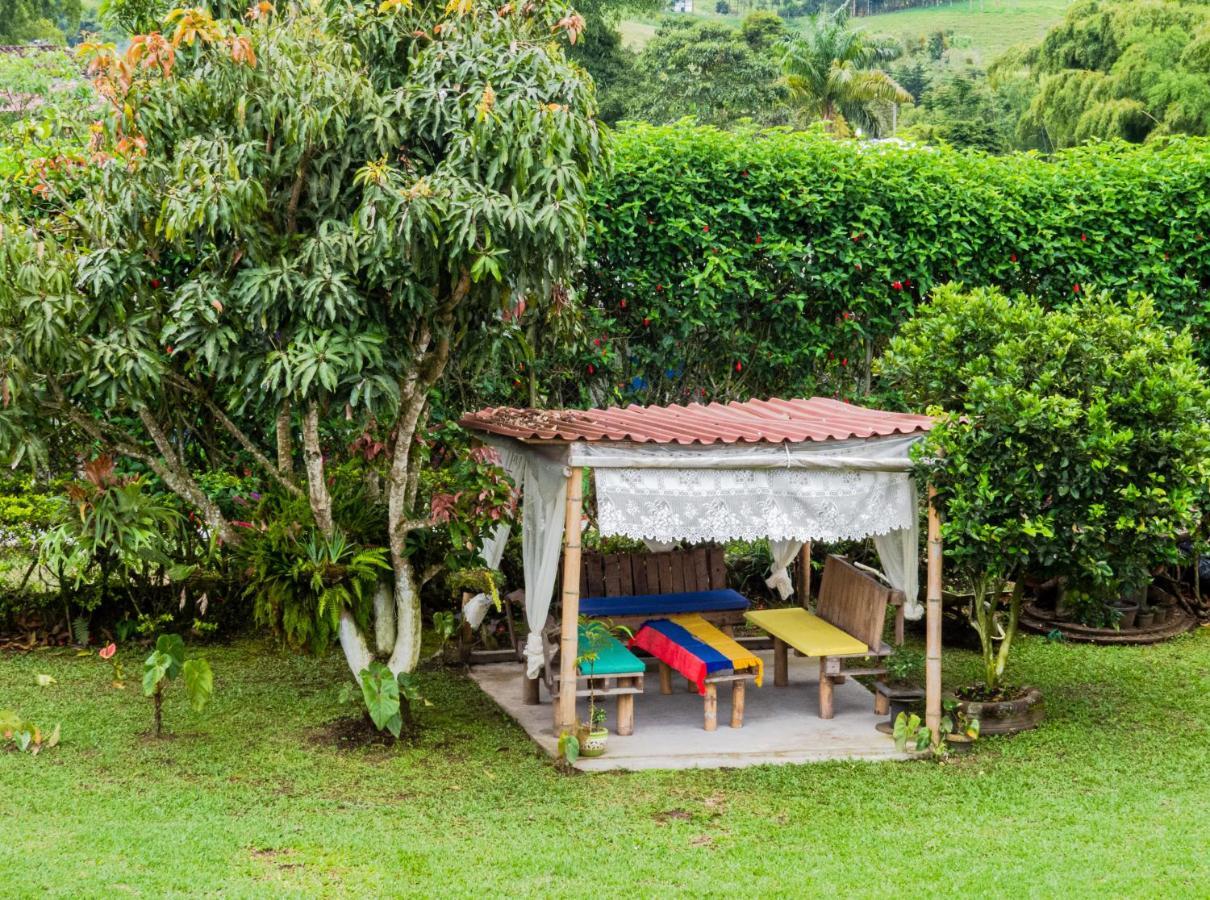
[{"left": 559, "top": 122, "right": 1210, "bottom": 406}]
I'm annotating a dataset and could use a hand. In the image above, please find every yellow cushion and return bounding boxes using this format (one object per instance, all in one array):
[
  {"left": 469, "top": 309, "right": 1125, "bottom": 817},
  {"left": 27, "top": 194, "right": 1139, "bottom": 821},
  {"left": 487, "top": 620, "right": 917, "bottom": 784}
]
[{"left": 745, "top": 607, "right": 870, "bottom": 657}]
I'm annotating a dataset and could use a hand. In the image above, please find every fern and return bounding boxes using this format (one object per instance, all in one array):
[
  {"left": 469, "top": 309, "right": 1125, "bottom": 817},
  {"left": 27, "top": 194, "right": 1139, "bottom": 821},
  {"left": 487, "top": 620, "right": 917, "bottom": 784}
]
[
  {"left": 71, "top": 616, "right": 90, "bottom": 646},
  {"left": 240, "top": 523, "right": 389, "bottom": 656}
]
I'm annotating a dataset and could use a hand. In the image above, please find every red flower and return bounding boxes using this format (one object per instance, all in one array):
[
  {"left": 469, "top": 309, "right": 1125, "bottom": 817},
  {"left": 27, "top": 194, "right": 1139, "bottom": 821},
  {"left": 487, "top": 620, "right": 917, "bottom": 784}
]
[
  {"left": 587, "top": 364, "right": 595, "bottom": 374},
  {"left": 905, "top": 279, "right": 912, "bottom": 287},
  {"left": 755, "top": 234, "right": 762, "bottom": 244},
  {"left": 891, "top": 281, "right": 903, "bottom": 291},
  {"left": 841, "top": 358, "right": 848, "bottom": 367},
  {"left": 150, "top": 278, "right": 161, "bottom": 288},
  {"left": 702, "top": 225, "right": 710, "bottom": 233},
  {"left": 98, "top": 643, "right": 116, "bottom": 660},
  {"left": 734, "top": 361, "right": 743, "bottom": 372},
  {"left": 741, "top": 170, "right": 749, "bottom": 178},
  {"left": 619, "top": 299, "right": 627, "bottom": 309},
  {"left": 1080, "top": 233, "right": 1087, "bottom": 242},
  {"left": 642, "top": 317, "right": 651, "bottom": 327},
  {"left": 166, "top": 345, "right": 174, "bottom": 355},
  {"left": 592, "top": 338, "right": 601, "bottom": 347},
  {"left": 1010, "top": 253, "right": 1018, "bottom": 263},
  {"left": 656, "top": 284, "right": 663, "bottom": 292},
  {"left": 1073, "top": 284, "right": 1081, "bottom": 294}
]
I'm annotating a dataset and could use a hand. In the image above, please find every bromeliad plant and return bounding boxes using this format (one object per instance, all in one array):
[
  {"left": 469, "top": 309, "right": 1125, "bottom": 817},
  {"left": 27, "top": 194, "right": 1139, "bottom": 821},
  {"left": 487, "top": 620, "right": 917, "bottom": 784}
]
[{"left": 142, "top": 633, "right": 213, "bottom": 738}]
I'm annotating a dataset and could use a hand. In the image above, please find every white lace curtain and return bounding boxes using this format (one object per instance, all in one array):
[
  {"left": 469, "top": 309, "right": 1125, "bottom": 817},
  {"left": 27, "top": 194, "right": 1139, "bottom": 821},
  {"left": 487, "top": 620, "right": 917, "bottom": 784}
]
[{"left": 578, "top": 435, "right": 924, "bottom": 619}]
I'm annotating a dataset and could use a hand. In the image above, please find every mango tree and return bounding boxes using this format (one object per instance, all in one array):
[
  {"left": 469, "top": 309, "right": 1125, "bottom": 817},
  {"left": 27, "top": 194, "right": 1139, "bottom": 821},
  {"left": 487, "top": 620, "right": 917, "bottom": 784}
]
[{"left": 0, "top": 0, "right": 603, "bottom": 678}]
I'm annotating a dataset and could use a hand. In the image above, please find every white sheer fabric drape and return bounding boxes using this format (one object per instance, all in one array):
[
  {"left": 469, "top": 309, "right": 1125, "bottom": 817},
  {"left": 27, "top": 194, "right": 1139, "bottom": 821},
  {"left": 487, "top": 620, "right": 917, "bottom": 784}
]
[
  {"left": 486, "top": 439, "right": 569, "bottom": 678},
  {"left": 765, "top": 539, "right": 804, "bottom": 600}
]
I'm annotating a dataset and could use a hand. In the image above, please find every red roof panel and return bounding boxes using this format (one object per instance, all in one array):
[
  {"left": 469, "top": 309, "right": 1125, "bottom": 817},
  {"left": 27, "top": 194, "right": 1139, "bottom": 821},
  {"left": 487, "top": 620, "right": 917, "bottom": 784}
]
[{"left": 459, "top": 397, "right": 933, "bottom": 446}]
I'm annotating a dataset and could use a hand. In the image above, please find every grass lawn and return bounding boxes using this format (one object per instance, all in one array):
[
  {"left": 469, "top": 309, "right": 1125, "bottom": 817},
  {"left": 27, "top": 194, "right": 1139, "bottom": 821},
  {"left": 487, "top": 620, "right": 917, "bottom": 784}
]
[{"left": 2, "top": 627, "right": 1208, "bottom": 896}]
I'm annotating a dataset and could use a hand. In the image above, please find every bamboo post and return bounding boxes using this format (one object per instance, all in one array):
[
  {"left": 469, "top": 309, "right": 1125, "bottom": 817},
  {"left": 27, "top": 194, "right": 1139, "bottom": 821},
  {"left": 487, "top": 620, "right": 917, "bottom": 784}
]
[
  {"left": 798, "top": 542, "right": 812, "bottom": 608},
  {"left": 925, "top": 486, "right": 943, "bottom": 743},
  {"left": 555, "top": 467, "right": 584, "bottom": 734}
]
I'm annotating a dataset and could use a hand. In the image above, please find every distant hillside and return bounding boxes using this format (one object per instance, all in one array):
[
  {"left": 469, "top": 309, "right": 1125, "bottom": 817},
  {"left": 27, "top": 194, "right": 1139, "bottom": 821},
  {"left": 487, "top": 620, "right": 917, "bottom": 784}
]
[
  {"left": 863, "top": 0, "right": 1073, "bottom": 58},
  {"left": 620, "top": 0, "right": 1072, "bottom": 59}
]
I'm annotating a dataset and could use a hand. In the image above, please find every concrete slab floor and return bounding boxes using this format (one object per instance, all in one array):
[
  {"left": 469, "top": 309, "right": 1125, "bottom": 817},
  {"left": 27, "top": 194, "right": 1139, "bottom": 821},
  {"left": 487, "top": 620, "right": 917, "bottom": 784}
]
[{"left": 469, "top": 649, "right": 907, "bottom": 771}]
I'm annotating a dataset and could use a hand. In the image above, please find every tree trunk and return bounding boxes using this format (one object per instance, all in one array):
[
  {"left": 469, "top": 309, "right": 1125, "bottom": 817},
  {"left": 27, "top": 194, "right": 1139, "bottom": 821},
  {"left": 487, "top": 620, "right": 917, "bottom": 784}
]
[
  {"left": 372, "top": 577, "right": 396, "bottom": 655},
  {"left": 386, "top": 556, "right": 422, "bottom": 676},
  {"left": 275, "top": 401, "right": 294, "bottom": 475},
  {"left": 338, "top": 608, "right": 374, "bottom": 677},
  {"left": 153, "top": 684, "right": 163, "bottom": 738},
  {"left": 301, "top": 402, "right": 334, "bottom": 538}
]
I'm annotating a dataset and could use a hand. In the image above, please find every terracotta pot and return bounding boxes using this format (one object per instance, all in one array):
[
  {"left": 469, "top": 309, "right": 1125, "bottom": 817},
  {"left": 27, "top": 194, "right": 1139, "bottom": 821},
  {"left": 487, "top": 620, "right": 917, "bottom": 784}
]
[{"left": 953, "top": 686, "right": 1044, "bottom": 736}]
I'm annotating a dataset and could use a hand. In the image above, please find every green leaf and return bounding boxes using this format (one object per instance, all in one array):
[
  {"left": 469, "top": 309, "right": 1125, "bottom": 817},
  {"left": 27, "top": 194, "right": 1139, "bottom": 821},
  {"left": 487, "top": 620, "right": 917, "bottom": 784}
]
[
  {"left": 359, "top": 662, "right": 401, "bottom": 737},
  {"left": 142, "top": 650, "right": 171, "bottom": 696},
  {"left": 181, "top": 658, "right": 214, "bottom": 713},
  {"left": 155, "top": 634, "right": 186, "bottom": 678}
]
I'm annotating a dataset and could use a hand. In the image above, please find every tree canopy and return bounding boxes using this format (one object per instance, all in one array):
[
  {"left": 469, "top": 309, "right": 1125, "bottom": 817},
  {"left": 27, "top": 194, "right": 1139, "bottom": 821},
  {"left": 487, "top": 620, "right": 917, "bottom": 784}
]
[
  {"left": 1017, "top": 0, "right": 1210, "bottom": 148},
  {"left": 0, "top": 0, "right": 604, "bottom": 676}
]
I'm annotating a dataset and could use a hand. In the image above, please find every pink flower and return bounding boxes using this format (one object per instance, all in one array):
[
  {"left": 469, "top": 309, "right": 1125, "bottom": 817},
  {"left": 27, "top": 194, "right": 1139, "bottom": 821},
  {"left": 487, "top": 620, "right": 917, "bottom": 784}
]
[{"left": 99, "top": 643, "right": 116, "bottom": 660}]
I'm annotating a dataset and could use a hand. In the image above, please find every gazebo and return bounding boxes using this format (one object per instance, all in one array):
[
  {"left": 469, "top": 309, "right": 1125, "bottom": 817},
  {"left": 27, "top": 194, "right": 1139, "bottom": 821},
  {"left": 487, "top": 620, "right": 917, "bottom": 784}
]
[{"left": 460, "top": 396, "right": 947, "bottom": 745}]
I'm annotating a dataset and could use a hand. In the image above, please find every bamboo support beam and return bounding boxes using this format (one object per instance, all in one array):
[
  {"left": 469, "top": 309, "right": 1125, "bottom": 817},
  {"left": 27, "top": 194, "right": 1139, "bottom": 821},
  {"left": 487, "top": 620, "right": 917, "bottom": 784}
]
[
  {"left": 925, "top": 485, "right": 943, "bottom": 743},
  {"left": 555, "top": 467, "right": 584, "bottom": 734}
]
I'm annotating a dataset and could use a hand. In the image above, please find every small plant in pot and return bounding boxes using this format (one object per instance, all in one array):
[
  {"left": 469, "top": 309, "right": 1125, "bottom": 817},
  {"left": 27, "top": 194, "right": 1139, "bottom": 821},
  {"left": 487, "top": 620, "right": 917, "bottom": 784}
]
[
  {"left": 876, "top": 645, "right": 925, "bottom": 729},
  {"left": 557, "top": 619, "right": 631, "bottom": 764}
]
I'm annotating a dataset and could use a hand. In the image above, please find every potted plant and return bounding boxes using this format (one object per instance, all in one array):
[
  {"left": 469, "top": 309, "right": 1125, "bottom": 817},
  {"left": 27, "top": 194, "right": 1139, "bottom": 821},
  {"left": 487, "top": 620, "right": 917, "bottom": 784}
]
[
  {"left": 940, "top": 698, "right": 980, "bottom": 755},
  {"left": 879, "top": 286, "right": 1210, "bottom": 737},
  {"left": 557, "top": 619, "right": 630, "bottom": 763},
  {"left": 876, "top": 645, "right": 925, "bottom": 725}
]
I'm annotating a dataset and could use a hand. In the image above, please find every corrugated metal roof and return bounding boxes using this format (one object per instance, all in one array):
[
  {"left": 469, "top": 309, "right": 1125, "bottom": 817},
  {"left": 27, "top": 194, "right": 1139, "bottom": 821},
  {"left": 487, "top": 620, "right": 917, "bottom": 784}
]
[{"left": 459, "top": 397, "right": 933, "bottom": 446}]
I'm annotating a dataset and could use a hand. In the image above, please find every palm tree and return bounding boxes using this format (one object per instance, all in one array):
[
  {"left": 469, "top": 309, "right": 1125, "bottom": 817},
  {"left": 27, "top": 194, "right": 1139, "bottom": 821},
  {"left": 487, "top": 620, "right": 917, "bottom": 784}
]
[{"left": 780, "top": 3, "right": 912, "bottom": 138}]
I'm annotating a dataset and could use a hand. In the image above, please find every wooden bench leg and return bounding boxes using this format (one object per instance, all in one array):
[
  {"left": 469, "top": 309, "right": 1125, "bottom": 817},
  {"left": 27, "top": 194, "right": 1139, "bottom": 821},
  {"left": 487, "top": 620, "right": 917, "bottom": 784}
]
[
  {"left": 819, "top": 658, "right": 834, "bottom": 719},
  {"left": 774, "top": 637, "right": 788, "bottom": 687},
  {"left": 895, "top": 605, "right": 905, "bottom": 646},
  {"left": 874, "top": 689, "right": 889, "bottom": 717},
  {"left": 704, "top": 683, "right": 718, "bottom": 731},
  {"left": 617, "top": 679, "right": 635, "bottom": 736},
  {"left": 730, "top": 680, "right": 745, "bottom": 728},
  {"left": 522, "top": 674, "right": 540, "bottom": 706},
  {"left": 659, "top": 662, "right": 672, "bottom": 695}
]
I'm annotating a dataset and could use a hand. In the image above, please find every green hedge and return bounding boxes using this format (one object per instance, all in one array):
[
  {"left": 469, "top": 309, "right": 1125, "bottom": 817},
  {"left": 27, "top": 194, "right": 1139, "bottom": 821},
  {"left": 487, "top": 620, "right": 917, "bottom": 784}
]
[{"left": 567, "top": 123, "right": 1210, "bottom": 405}]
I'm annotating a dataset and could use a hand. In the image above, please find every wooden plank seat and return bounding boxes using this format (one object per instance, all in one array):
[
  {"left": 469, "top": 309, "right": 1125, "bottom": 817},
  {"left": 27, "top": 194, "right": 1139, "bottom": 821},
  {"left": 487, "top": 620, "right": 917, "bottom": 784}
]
[
  {"left": 745, "top": 555, "right": 895, "bottom": 719},
  {"left": 629, "top": 614, "right": 762, "bottom": 731},
  {"left": 543, "top": 624, "right": 645, "bottom": 735},
  {"left": 577, "top": 546, "right": 746, "bottom": 631}
]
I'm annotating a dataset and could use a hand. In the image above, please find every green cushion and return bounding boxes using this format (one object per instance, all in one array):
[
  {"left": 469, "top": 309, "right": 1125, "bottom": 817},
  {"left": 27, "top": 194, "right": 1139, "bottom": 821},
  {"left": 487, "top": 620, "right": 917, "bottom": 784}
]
[{"left": 576, "top": 625, "right": 645, "bottom": 676}]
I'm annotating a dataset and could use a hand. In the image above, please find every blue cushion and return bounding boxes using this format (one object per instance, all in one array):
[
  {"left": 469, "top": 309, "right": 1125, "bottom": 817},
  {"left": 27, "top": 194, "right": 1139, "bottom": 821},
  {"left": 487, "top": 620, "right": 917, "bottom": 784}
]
[{"left": 579, "top": 589, "right": 750, "bottom": 617}]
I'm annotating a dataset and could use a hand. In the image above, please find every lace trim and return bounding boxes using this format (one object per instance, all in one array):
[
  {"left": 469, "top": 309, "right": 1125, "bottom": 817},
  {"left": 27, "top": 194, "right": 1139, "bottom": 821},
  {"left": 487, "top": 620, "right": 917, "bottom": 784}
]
[{"left": 596, "top": 467, "right": 914, "bottom": 544}]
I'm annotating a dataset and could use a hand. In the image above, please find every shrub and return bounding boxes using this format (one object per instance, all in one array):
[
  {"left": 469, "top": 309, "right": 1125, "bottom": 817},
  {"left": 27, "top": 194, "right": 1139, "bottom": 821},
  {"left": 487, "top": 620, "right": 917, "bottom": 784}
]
[
  {"left": 561, "top": 123, "right": 1210, "bottom": 408},
  {"left": 878, "top": 284, "right": 1210, "bottom": 691}
]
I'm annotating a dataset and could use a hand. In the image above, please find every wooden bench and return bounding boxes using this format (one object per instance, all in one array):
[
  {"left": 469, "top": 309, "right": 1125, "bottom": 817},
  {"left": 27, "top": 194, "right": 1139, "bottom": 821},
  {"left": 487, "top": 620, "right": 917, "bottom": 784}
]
[
  {"left": 541, "top": 624, "right": 645, "bottom": 735},
  {"left": 630, "top": 614, "right": 761, "bottom": 731},
  {"left": 745, "top": 555, "right": 895, "bottom": 719},
  {"left": 577, "top": 545, "right": 747, "bottom": 632}
]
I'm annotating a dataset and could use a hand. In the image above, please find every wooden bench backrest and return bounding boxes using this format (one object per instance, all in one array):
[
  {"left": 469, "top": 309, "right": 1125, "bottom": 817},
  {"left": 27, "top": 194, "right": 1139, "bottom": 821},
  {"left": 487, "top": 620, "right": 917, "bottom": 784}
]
[
  {"left": 580, "top": 546, "right": 727, "bottom": 597},
  {"left": 817, "top": 554, "right": 893, "bottom": 651}
]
